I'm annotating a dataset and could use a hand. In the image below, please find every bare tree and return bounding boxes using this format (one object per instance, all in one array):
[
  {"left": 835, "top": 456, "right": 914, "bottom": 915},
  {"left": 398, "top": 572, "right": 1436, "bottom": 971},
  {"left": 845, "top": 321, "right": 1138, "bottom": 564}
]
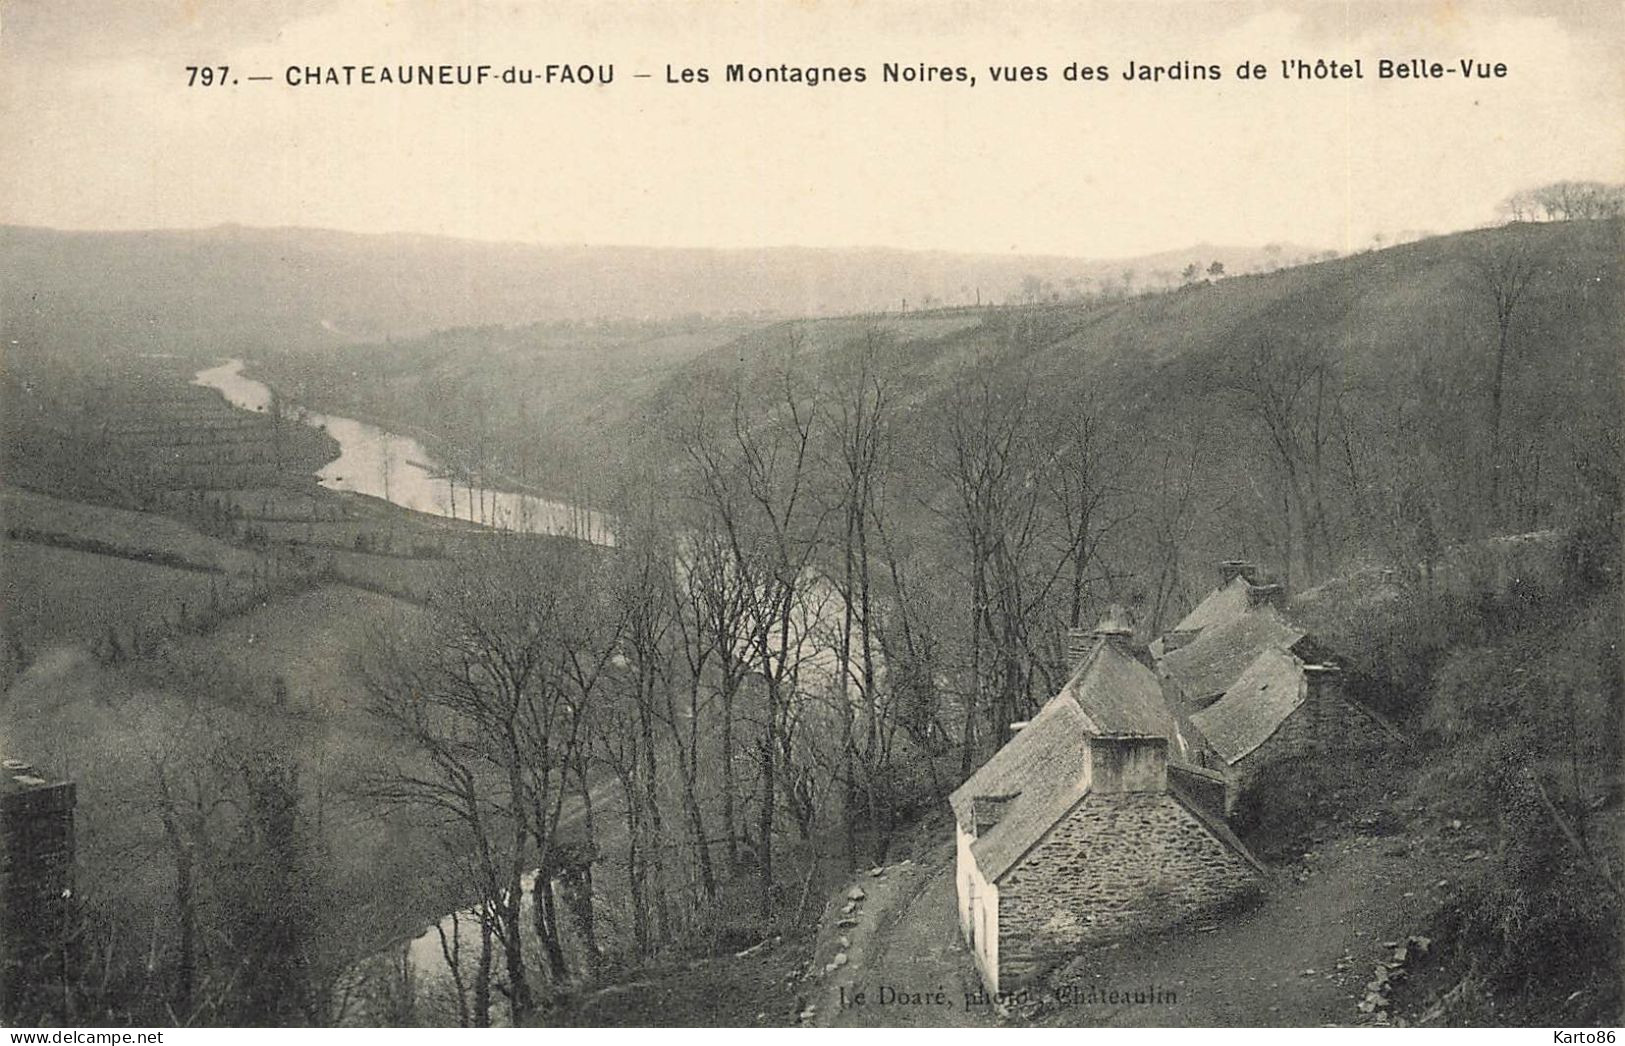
[
  {"left": 1040, "top": 400, "right": 1135, "bottom": 631},
  {"left": 363, "top": 541, "right": 606, "bottom": 1022},
  {"left": 819, "top": 328, "right": 896, "bottom": 867},
  {"left": 1520, "top": 180, "right": 1625, "bottom": 221},
  {"left": 675, "top": 329, "right": 831, "bottom": 922},
  {"left": 664, "top": 535, "right": 725, "bottom": 903},
  {"left": 1141, "top": 424, "right": 1216, "bottom": 635},
  {"left": 681, "top": 530, "right": 755, "bottom": 871},
  {"left": 602, "top": 500, "right": 678, "bottom": 949},
  {"left": 144, "top": 725, "right": 227, "bottom": 1021},
  {"left": 1469, "top": 238, "right": 1544, "bottom": 526},
  {"left": 1229, "top": 336, "right": 1344, "bottom": 584},
  {"left": 939, "top": 364, "right": 1053, "bottom": 768}
]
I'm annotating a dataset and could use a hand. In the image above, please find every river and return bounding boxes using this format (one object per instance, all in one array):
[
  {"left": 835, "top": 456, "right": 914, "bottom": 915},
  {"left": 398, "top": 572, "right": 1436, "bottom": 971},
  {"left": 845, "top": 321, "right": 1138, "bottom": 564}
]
[{"left": 193, "top": 359, "right": 611, "bottom": 544}]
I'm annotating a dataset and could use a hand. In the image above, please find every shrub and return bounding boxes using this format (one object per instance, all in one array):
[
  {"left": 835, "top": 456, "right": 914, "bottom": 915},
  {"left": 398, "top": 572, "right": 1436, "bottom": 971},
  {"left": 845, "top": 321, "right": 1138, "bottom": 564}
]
[
  {"left": 1231, "top": 750, "right": 1395, "bottom": 860},
  {"left": 1424, "top": 764, "right": 1621, "bottom": 1023}
]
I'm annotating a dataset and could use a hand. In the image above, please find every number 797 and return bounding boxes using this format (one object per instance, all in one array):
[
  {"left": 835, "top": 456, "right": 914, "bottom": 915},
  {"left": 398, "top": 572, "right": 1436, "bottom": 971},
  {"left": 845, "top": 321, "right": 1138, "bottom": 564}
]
[{"left": 186, "top": 66, "right": 230, "bottom": 86}]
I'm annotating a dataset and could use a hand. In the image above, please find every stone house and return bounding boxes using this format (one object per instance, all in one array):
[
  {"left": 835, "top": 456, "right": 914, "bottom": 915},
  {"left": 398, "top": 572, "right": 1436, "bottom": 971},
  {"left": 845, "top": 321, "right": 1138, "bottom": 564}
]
[
  {"left": 1188, "top": 653, "right": 1397, "bottom": 814},
  {"left": 948, "top": 628, "right": 1263, "bottom": 994},
  {"left": 1149, "top": 559, "right": 1286, "bottom": 661},
  {"left": 1155, "top": 562, "right": 1403, "bottom": 814}
]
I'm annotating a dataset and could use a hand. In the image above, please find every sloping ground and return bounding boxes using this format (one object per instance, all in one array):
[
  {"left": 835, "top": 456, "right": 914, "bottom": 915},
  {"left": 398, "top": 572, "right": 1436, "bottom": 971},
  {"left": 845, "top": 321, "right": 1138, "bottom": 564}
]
[
  {"left": 0, "top": 541, "right": 248, "bottom": 661},
  {"left": 1, "top": 583, "right": 429, "bottom": 892},
  {"left": 676, "top": 220, "right": 1620, "bottom": 416},
  {"left": 1387, "top": 805, "right": 1624, "bottom": 1026},
  {"left": 636, "top": 220, "right": 1620, "bottom": 584},
  {"left": 0, "top": 486, "right": 342, "bottom": 673},
  {"left": 814, "top": 761, "right": 1502, "bottom": 1027},
  {"left": 551, "top": 940, "right": 805, "bottom": 1028},
  {"left": 812, "top": 854, "right": 997, "bottom": 1028},
  {"left": 1029, "top": 810, "right": 1477, "bottom": 1028}
]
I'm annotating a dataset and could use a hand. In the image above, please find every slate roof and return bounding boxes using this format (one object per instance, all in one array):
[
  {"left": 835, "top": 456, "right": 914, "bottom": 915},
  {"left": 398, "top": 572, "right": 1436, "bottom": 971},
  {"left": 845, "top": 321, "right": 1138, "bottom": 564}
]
[
  {"left": 1064, "top": 637, "right": 1186, "bottom": 740},
  {"left": 1158, "top": 605, "right": 1307, "bottom": 708},
  {"left": 1189, "top": 647, "right": 1307, "bottom": 765},
  {"left": 1169, "top": 575, "right": 1254, "bottom": 634},
  {"left": 948, "top": 686, "right": 1092, "bottom": 881},
  {"left": 946, "top": 681, "right": 1086, "bottom": 828},
  {"left": 948, "top": 637, "right": 1198, "bottom": 883}
]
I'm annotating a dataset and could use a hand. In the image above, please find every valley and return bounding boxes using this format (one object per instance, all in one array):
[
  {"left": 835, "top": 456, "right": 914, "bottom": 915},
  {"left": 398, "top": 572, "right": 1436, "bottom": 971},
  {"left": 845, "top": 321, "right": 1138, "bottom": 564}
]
[{"left": 2, "top": 215, "right": 1620, "bottom": 1029}]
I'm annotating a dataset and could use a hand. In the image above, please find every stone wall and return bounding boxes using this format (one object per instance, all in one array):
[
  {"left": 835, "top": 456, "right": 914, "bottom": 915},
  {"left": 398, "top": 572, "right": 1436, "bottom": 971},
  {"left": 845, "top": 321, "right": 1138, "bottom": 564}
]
[
  {"left": 1227, "top": 695, "right": 1315, "bottom": 804},
  {"left": 1222, "top": 685, "right": 1391, "bottom": 808},
  {"left": 1229, "top": 686, "right": 1392, "bottom": 804},
  {"left": 1, "top": 779, "right": 76, "bottom": 1019},
  {"left": 995, "top": 792, "right": 1258, "bottom": 986},
  {"left": 1168, "top": 763, "right": 1227, "bottom": 817},
  {"left": 1086, "top": 735, "right": 1167, "bottom": 793}
]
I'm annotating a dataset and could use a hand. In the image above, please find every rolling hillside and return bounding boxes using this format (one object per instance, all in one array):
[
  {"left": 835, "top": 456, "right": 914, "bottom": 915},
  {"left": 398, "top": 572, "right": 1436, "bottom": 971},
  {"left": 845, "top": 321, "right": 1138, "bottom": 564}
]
[
  {"left": 2, "top": 216, "right": 1617, "bottom": 1029},
  {"left": 0, "top": 223, "right": 1310, "bottom": 357},
  {"left": 241, "top": 219, "right": 1620, "bottom": 598},
  {"left": 651, "top": 219, "right": 1620, "bottom": 566}
]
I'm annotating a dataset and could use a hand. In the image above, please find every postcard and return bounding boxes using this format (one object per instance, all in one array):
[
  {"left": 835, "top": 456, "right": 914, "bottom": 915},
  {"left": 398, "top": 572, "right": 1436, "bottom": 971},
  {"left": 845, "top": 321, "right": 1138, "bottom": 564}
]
[{"left": 2, "top": 0, "right": 1620, "bottom": 1034}]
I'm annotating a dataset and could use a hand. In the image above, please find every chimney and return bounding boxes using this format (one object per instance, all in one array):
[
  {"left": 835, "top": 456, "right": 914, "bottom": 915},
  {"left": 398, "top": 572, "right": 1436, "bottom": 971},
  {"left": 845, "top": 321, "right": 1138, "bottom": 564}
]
[
  {"left": 1083, "top": 735, "right": 1168, "bottom": 794},
  {"left": 1301, "top": 663, "right": 1343, "bottom": 746},
  {"left": 2, "top": 758, "right": 77, "bottom": 1018},
  {"left": 1219, "top": 560, "right": 1259, "bottom": 586},
  {"left": 1065, "top": 627, "right": 1095, "bottom": 668},
  {"left": 1246, "top": 583, "right": 1286, "bottom": 610},
  {"left": 1065, "top": 607, "right": 1136, "bottom": 668}
]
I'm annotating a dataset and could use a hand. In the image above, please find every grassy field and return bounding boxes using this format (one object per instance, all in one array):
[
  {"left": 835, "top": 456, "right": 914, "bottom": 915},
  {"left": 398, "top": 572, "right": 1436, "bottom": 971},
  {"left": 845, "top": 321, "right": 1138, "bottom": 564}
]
[
  {"left": 0, "top": 343, "right": 504, "bottom": 666},
  {"left": 5, "top": 486, "right": 264, "bottom": 573},
  {"left": 155, "top": 583, "right": 432, "bottom": 890},
  {"left": 3, "top": 354, "right": 340, "bottom": 507},
  {"left": 1, "top": 541, "right": 262, "bottom": 664},
  {"left": 0, "top": 486, "right": 464, "bottom": 665}
]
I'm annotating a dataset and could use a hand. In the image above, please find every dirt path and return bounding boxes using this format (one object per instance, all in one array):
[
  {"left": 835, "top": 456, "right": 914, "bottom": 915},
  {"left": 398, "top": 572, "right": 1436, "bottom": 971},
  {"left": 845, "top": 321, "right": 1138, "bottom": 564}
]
[
  {"left": 812, "top": 807, "right": 1486, "bottom": 1027},
  {"left": 804, "top": 855, "right": 994, "bottom": 1027},
  {"left": 1032, "top": 823, "right": 1476, "bottom": 1027}
]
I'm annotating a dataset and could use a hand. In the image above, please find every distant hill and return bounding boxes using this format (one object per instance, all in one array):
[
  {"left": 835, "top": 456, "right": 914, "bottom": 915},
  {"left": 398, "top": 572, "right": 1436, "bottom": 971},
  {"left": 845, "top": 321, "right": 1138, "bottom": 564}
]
[
  {"left": 0, "top": 223, "right": 1314, "bottom": 356},
  {"left": 251, "top": 220, "right": 1620, "bottom": 593},
  {"left": 638, "top": 219, "right": 1621, "bottom": 584}
]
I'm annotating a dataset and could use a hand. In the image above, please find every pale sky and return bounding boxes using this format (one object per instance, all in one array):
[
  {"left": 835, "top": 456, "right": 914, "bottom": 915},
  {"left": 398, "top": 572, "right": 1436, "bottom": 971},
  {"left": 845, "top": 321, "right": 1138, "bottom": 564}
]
[{"left": 1, "top": 0, "right": 1621, "bottom": 257}]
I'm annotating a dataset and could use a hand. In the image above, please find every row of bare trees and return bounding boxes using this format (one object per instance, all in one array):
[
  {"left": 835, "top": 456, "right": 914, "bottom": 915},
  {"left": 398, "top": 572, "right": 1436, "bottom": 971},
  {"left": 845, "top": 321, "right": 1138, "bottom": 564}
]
[
  {"left": 1499, "top": 181, "right": 1625, "bottom": 223},
  {"left": 361, "top": 543, "right": 616, "bottom": 1025},
  {"left": 1219, "top": 231, "right": 1576, "bottom": 589}
]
